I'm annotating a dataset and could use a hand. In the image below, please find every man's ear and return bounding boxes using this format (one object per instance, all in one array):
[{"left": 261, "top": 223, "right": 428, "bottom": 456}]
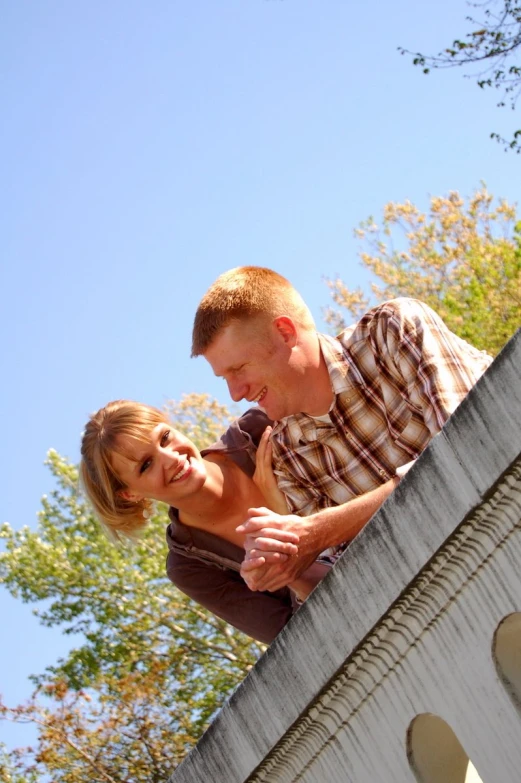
[
  {"left": 273, "top": 316, "right": 298, "bottom": 347},
  {"left": 118, "top": 489, "right": 142, "bottom": 503}
]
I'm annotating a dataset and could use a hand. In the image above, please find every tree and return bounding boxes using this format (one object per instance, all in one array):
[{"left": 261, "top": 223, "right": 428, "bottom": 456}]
[
  {"left": 0, "top": 394, "right": 262, "bottom": 781},
  {"left": 324, "top": 186, "right": 521, "bottom": 355},
  {"left": 0, "top": 666, "right": 200, "bottom": 783},
  {"left": 0, "top": 742, "right": 39, "bottom": 783},
  {"left": 400, "top": 0, "right": 521, "bottom": 151}
]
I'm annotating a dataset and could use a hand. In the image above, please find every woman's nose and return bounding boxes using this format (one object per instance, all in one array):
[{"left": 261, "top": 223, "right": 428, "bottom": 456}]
[{"left": 161, "top": 448, "right": 180, "bottom": 466}]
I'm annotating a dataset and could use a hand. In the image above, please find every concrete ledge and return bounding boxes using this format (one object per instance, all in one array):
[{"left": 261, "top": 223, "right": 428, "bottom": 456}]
[{"left": 170, "top": 330, "right": 521, "bottom": 783}]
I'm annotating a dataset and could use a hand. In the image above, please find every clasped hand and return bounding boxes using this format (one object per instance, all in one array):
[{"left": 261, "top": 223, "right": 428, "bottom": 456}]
[{"left": 237, "top": 507, "right": 316, "bottom": 592}]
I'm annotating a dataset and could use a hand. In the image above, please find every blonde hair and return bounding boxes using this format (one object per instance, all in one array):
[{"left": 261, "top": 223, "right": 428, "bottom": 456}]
[
  {"left": 80, "top": 400, "right": 167, "bottom": 542},
  {"left": 191, "top": 266, "right": 315, "bottom": 356}
]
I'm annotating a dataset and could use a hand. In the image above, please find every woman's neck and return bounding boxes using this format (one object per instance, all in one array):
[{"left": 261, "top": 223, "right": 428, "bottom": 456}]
[{"left": 177, "top": 455, "right": 264, "bottom": 548}]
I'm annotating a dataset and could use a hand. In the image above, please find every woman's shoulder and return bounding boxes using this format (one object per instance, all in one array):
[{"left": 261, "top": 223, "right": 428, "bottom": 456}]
[
  {"left": 217, "top": 407, "right": 273, "bottom": 449},
  {"left": 234, "top": 407, "right": 273, "bottom": 447},
  {"left": 201, "top": 408, "right": 273, "bottom": 477}
]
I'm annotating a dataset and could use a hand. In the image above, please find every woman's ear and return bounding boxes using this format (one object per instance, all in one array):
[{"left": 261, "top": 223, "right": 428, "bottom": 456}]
[{"left": 118, "top": 489, "right": 142, "bottom": 503}]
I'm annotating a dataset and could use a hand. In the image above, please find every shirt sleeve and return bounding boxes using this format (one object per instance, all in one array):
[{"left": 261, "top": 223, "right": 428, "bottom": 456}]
[
  {"left": 166, "top": 550, "right": 294, "bottom": 644},
  {"left": 203, "top": 408, "right": 273, "bottom": 478},
  {"left": 370, "top": 298, "right": 493, "bottom": 435}
]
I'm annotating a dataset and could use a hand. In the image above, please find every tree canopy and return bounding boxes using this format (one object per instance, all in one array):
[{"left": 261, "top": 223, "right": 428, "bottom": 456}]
[
  {"left": 0, "top": 394, "right": 261, "bottom": 782},
  {"left": 400, "top": 0, "right": 521, "bottom": 151},
  {"left": 324, "top": 186, "right": 521, "bottom": 355}
]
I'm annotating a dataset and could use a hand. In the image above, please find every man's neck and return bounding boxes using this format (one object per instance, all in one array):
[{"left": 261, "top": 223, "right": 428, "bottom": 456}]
[{"left": 299, "top": 347, "right": 334, "bottom": 417}]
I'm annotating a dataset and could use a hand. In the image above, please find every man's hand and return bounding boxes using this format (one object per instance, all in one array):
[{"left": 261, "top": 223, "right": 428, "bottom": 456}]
[
  {"left": 237, "top": 507, "right": 317, "bottom": 592},
  {"left": 237, "top": 473, "right": 407, "bottom": 593}
]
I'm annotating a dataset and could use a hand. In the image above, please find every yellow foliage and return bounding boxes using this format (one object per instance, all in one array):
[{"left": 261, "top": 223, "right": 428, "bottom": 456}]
[{"left": 324, "top": 186, "right": 521, "bottom": 355}]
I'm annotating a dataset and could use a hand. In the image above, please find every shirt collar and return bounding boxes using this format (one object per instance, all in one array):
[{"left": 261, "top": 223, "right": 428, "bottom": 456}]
[
  {"left": 317, "top": 332, "right": 357, "bottom": 395},
  {"left": 271, "top": 331, "right": 361, "bottom": 439}
]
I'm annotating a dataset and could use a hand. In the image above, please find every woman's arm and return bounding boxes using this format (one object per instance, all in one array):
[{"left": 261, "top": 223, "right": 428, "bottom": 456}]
[
  {"left": 167, "top": 548, "right": 294, "bottom": 644},
  {"left": 251, "top": 426, "right": 332, "bottom": 602},
  {"left": 288, "top": 561, "right": 332, "bottom": 601},
  {"left": 252, "top": 426, "right": 289, "bottom": 514}
]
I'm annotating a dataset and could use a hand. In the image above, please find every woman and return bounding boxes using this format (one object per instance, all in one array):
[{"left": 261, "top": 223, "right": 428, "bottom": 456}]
[{"left": 80, "top": 400, "right": 328, "bottom": 643}]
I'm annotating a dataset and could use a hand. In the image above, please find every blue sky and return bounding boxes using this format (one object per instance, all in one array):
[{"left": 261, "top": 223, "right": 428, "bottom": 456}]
[{"left": 1, "top": 0, "right": 518, "bottom": 753}]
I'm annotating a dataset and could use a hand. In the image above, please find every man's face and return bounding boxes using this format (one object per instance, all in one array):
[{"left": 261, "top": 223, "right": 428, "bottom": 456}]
[{"left": 204, "top": 318, "right": 306, "bottom": 421}]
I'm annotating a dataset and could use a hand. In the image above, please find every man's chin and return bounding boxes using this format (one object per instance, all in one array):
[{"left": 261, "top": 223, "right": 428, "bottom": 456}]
[{"left": 257, "top": 402, "right": 288, "bottom": 423}]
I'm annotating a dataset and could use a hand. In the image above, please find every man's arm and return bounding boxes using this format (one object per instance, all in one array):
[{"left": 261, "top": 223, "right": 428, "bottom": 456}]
[{"left": 237, "top": 475, "right": 401, "bottom": 592}]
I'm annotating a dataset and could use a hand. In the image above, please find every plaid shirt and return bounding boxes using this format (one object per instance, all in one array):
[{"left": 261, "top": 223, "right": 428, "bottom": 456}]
[{"left": 271, "top": 298, "right": 492, "bottom": 518}]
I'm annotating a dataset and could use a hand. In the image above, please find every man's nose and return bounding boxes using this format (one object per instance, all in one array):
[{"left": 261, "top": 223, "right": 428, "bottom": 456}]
[{"left": 227, "top": 378, "right": 246, "bottom": 402}]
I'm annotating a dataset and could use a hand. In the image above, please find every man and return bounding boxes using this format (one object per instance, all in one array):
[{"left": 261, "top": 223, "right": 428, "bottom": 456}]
[{"left": 192, "top": 266, "right": 492, "bottom": 593}]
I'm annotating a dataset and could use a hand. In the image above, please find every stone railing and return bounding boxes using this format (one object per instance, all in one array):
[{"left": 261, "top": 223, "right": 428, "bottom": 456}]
[{"left": 170, "top": 330, "right": 521, "bottom": 783}]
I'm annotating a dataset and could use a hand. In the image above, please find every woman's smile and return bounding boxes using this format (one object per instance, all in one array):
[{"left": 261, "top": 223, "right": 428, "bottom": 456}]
[{"left": 169, "top": 456, "right": 194, "bottom": 484}]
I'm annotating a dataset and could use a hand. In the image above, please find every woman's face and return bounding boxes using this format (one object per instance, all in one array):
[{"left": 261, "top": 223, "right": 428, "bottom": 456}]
[{"left": 111, "top": 423, "right": 208, "bottom": 506}]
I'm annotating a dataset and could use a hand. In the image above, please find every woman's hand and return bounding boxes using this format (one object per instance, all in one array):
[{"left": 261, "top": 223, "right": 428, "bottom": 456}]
[
  {"left": 244, "top": 428, "right": 306, "bottom": 591},
  {"left": 252, "top": 426, "right": 289, "bottom": 515}
]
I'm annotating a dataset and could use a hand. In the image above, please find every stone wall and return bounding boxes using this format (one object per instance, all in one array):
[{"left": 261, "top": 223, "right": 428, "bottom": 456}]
[{"left": 170, "top": 330, "right": 521, "bottom": 783}]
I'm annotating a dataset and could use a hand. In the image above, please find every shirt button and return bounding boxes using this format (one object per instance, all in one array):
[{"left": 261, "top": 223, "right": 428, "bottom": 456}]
[{"left": 379, "top": 469, "right": 388, "bottom": 479}]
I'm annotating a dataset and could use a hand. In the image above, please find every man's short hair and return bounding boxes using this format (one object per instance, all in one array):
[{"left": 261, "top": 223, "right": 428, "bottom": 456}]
[{"left": 191, "top": 266, "right": 315, "bottom": 356}]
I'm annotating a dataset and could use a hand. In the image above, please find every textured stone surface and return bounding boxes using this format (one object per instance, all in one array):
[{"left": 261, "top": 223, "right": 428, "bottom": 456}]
[{"left": 170, "top": 330, "right": 521, "bottom": 783}]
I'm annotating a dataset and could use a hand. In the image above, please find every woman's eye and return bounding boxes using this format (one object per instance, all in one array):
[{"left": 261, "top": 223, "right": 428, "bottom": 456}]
[
  {"left": 160, "top": 430, "right": 170, "bottom": 447},
  {"left": 139, "top": 458, "right": 152, "bottom": 475}
]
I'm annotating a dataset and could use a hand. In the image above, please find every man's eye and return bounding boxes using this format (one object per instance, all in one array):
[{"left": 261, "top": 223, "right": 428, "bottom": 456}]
[
  {"left": 139, "top": 458, "right": 152, "bottom": 475},
  {"left": 160, "top": 430, "right": 170, "bottom": 447}
]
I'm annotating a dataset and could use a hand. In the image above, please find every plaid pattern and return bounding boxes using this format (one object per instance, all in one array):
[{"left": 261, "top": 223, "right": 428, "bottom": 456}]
[{"left": 271, "top": 298, "right": 492, "bottom": 522}]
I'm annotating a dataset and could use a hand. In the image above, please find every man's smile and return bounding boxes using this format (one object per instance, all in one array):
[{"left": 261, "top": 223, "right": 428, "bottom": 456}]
[{"left": 250, "top": 386, "right": 267, "bottom": 404}]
